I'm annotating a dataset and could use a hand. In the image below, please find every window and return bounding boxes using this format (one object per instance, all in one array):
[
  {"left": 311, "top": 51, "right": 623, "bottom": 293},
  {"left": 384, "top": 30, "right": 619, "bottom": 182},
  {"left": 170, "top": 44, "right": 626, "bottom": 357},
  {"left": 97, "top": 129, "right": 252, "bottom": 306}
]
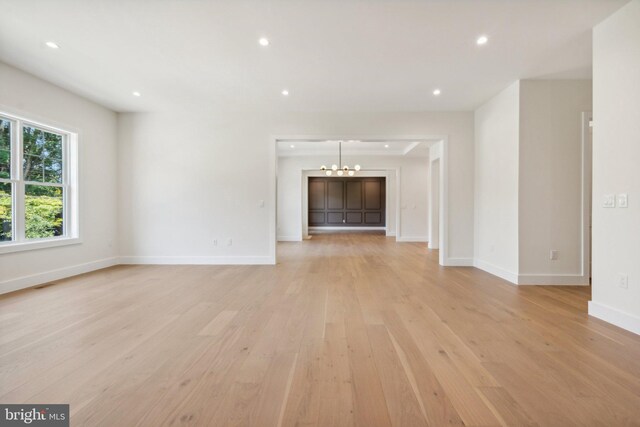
[{"left": 0, "top": 112, "right": 78, "bottom": 253}]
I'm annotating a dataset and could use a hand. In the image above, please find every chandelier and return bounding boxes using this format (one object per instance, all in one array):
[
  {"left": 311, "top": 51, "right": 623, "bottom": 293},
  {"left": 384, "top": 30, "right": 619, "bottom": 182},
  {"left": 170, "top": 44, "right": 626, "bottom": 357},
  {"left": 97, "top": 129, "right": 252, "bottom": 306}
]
[{"left": 320, "top": 140, "right": 361, "bottom": 176}]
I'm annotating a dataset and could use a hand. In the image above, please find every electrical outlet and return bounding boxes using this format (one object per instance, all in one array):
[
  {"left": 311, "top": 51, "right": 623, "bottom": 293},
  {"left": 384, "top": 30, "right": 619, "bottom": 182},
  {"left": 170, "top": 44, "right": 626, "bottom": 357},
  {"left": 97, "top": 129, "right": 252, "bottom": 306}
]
[
  {"left": 617, "top": 194, "right": 628, "bottom": 208},
  {"left": 227, "top": 238, "right": 233, "bottom": 246},
  {"left": 550, "top": 250, "right": 558, "bottom": 261},
  {"left": 603, "top": 194, "right": 616, "bottom": 208},
  {"left": 619, "top": 274, "right": 628, "bottom": 289}
]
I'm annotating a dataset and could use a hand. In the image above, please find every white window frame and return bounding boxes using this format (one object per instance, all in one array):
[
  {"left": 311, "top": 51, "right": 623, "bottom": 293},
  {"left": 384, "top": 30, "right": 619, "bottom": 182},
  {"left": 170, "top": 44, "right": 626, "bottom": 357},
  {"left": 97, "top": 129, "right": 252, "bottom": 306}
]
[{"left": 0, "top": 111, "right": 79, "bottom": 254}]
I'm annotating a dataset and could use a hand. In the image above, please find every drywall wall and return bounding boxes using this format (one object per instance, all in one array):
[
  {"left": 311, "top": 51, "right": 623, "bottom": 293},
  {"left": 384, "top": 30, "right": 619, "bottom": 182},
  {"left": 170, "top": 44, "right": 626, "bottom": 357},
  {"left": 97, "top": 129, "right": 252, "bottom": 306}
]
[
  {"left": 519, "top": 80, "right": 592, "bottom": 281},
  {"left": 474, "top": 79, "right": 592, "bottom": 285},
  {"left": 474, "top": 82, "right": 520, "bottom": 281},
  {"left": 277, "top": 154, "right": 429, "bottom": 241},
  {"left": 0, "top": 63, "right": 119, "bottom": 293},
  {"left": 118, "top": 111, "right": 474, "bottom": 265},
  {"left": 589, "top": 0, "right": 640, "bottom": 334}
]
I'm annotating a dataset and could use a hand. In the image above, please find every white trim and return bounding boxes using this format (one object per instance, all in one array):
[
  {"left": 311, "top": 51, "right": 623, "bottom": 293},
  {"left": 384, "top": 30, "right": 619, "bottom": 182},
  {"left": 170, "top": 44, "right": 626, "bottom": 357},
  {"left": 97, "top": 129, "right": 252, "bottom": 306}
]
[
  {"left": 0, "top": 257, "right": 118, "bottom": 295},
  {"left": 395, "top": 167, "right": 401, "bottom": 241},
  {"left": 396, "top": 236, "right": 428, "bottom": 242},
  {"left": 118, "top": 256, "right": 275, "bottom": 265},
  {"left": 517, "top": 274, "right": 589, "bottom": 285},
  {"left": 444, "top": 257, "right": 474, "bottom": 267},
  {"left": 270, "top": 135, "right": 278, "bottom": 268},
  {"left": 472, "top": 259, "right": 588, "bottom": 285},
  {"left": 581, "top": 112, "right": 592, "bottom": 281},
  {"left": 277, "top": 235, "right": 302, "bottom": 242},
  {"left": 588, "top": 301, "right": 640, "bottom": 336},
  {"left": 473, "top": 259, "right": 519, "bottom": 284},
  {"left": 0, "top": 236, "right": 81, "bottom": 254},
  {"left": 0, "top": 109, "right": 80, "bottom": 251},
  {"left": 440, "top": 139, "right": 449, "bottom": 266},
  {"left": 301, "top": 170, "right": 309, "bottom": 239},
  {"left": 278, "top": 150, "right": 427, "bottom": 158},
  {"left": 386, "top": 230, "right": 396, "bottom": 237},
  {"left": 428, "top": 153, "right": 440, "bottom": 250}
]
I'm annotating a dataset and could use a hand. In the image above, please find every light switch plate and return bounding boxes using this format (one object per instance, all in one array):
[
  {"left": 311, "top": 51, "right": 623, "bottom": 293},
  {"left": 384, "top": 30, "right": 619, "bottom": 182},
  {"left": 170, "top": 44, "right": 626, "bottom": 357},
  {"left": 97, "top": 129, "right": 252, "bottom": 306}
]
[
  {"left": 617, "top": 194, "right": 628, "bottom": 208},
  {"left": 603, "top": 194, "right": 616, "bottom": 208}
]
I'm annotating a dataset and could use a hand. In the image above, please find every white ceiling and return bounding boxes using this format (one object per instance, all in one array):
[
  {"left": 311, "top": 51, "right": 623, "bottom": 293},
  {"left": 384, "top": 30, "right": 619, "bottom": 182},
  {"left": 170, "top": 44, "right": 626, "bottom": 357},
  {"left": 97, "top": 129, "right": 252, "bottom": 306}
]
[
  {"left": 277, "top": 139, "right": 433, "bottom": 157},
  {"left": 0, "top": 0, "right": 628, "bottom": 113}
]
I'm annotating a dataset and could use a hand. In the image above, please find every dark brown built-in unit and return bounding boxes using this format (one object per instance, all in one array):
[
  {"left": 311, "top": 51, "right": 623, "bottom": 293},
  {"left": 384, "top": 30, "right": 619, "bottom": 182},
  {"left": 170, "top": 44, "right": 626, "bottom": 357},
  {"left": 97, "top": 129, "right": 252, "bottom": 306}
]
[{"left": 308, "top": 177, "right": 385, "bottom": 227}]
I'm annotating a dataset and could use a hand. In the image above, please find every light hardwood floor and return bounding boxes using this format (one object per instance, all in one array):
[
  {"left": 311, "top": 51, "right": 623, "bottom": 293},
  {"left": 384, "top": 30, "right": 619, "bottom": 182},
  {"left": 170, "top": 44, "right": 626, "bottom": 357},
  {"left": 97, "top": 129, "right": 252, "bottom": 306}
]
[{"left": 2, "top": 234, "right": 640, "bottom": 426}]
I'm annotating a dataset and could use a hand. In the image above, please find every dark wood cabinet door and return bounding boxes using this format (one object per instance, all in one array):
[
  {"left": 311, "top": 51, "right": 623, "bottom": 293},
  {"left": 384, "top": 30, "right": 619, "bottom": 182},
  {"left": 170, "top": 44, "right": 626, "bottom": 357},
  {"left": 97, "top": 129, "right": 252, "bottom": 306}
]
[
  {"left": 346, "top": 181, "right": 363, "bottom": 210},
  {"left": 327, "top": 181, "right": 345, "bottom": 210},
  {"left": 308, "top": 177, "right": 385, "bottom": 227}
]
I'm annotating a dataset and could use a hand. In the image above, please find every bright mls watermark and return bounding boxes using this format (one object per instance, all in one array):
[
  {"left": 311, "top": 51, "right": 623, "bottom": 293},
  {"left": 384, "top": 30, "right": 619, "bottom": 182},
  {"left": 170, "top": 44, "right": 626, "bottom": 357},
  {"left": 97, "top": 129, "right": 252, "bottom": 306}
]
[{"left": 1, "top": 405, "right": 69, "bottom": 426}]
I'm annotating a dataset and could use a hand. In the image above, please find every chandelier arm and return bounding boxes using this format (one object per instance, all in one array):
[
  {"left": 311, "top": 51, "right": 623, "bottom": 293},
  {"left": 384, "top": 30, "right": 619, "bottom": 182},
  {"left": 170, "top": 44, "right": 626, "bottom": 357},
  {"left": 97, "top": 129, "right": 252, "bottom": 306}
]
[{"left": 320, "top": 140, "right": 361, "bottom": 174}]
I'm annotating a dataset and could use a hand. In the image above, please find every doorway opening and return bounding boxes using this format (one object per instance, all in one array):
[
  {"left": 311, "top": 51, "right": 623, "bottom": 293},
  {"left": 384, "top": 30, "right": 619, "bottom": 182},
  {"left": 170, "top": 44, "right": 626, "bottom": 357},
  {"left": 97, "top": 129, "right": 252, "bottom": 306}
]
[
  {"left": 301, "top": 169, "right": 396, "bottom": 240},
  {"left": 308, "top": 177, "right": 386, "bottom": 235},
  {"left": 271, "top": 136, "right": 449, "bottom": 265}
]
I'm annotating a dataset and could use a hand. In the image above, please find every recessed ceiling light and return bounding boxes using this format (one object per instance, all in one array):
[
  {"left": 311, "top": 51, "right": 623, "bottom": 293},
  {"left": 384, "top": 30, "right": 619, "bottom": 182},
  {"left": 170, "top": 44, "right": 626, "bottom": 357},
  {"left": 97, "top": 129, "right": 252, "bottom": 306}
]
[
  {"left": 433, "top": 89, "right": 441, "bottom": 96},
  {"left": 45, "top": 41, "right": 60, "bottom": 49},
  {"left": 290, "top": 144, "right": 295, "bottom": 148},
  {"left": 476, "top": 35, "right": 489, "bottom": 45},
  {"left": 258, "top": 37, "right": 269, "bottom": 46},
  {"left": 384, "top": 144, "right": 390, "bottom": 148},
  {"left": 281, "top": 89, "right": 289, "bottom": 96},
  {"left": 132, "top": 91, "right": 141, "bottom": 97}
]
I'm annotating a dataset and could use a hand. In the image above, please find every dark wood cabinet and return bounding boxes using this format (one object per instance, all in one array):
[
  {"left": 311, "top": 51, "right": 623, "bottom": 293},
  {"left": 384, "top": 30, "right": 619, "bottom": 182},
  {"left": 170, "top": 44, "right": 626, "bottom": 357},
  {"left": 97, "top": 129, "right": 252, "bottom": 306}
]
[{"left": 308, "top": 177, "right": 385, "bottom": 227}]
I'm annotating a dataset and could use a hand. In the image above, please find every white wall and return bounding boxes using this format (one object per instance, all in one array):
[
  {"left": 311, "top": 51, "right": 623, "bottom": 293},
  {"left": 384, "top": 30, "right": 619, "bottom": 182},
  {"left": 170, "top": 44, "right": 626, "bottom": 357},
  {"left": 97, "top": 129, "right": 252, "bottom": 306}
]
[
  {"left": 474, "top": 79, "right": 592, "bottom": 285},
  {"left": 118, "top": 111, "right": 474, "bottom": 264},
  {"left": 589, "top": 0, "right": 640, "bottom": 334},
  {"left": 474, "top": 82, "right": 520, "bottom": 281},
  {"left": 277, "top": 154, "right": 429, "bottom": 241},
  {"left": 0, "top": 63, "right": 119, "bottom": 293},
  {"left": 519, "top": 80, "right": 592, "bottom": 280}
]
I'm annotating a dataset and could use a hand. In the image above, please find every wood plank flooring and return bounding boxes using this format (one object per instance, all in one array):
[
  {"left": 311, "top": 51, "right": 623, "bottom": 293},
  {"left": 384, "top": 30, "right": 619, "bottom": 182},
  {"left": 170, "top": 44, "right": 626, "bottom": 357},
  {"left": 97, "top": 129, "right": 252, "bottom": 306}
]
[{"left": 2, "top": 233, "right": 640, "bottom": 426}]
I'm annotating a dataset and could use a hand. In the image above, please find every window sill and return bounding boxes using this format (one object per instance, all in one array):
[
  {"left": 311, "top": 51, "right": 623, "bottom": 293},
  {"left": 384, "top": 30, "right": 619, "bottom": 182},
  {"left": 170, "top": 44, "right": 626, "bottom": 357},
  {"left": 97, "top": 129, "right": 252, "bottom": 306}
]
[{"left": 0, "top": 237, "right": 81, "bottom": 255}]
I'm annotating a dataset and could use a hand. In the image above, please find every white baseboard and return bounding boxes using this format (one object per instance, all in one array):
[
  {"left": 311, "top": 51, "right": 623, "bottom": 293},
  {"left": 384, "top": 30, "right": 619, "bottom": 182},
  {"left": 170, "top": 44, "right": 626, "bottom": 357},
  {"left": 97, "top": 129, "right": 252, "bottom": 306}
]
[
  {"left": 118, "top": 256, "right": 275, "bottom": 265},
  {"left": 517, "top": 274, "right": 589, "bottom": 285},
  {"left": 444, "top": 257, "right": 474, "bottom": 267},
  {"left": 473, "top": 259, "right": 519, "bottom": 284},
  {"left": 396, "top": 236, "right": 428, "bottom": 242},
  {"left": 1, "top": 254, "right": 276, "bottom": 295},
  {"left": 588, "top": 301, "right": 640, "bottom": 336},
  {"left": 386, "top": 231, "right": 396, "bottom": 237},
  {"left": 473, "top": 259, "right": 590, "bottom": 286},
  {"left": 0, "top": 257, "right": 119, "bottom": 295},
  {"left": 277, "top": 235, "right": 302, "bottom": 242}
]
